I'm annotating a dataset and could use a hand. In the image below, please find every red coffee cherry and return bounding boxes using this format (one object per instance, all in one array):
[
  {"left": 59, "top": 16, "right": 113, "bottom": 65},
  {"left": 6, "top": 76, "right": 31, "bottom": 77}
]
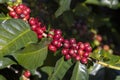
[
  {"left": 23, "top": 70, "right": 31, "bottom": 78},
  {"left": 48, "top": 44, "right": 57, "bottom": 53},
  {"left": 81, "top": 57, "right": 88, "bottom": 64}
]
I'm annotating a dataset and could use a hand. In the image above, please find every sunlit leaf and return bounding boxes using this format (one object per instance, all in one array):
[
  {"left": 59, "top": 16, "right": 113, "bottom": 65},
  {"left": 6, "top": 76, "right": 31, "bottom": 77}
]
[
  {"left": 0, "top": 57, "right": 16, "bottom": 69},
  {"left": 0, "top": 19, "right": 37, "bottom": 57},
  {"left": 13, "top": 39, "right": 49, "bottom": 70},
  {"left": 70, "top": 61, "right": 89, "bottom": 80},
  {"left": 85, "top": 0, "right": 120, "bottom": 9}
]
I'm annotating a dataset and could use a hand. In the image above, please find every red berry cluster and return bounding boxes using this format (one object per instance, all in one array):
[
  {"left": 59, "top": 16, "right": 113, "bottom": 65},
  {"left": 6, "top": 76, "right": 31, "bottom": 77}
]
[
  {"left": 48, "top": 29, "right": 92, "bottom": 64},
  {"left": 8, "top": 4, "right": 31, "bottom": 20},
  {"left": 29, "top": 17, "right": 46, "bottom": 39},
  {"left": 8, "top": 4, "right": 92, "bottom": 64},
  {"left": 48, "top": 29, "right": 64, "bottom": 52},
  {"left": 62, "top": 39, "right": 92, "bottom": 64}
]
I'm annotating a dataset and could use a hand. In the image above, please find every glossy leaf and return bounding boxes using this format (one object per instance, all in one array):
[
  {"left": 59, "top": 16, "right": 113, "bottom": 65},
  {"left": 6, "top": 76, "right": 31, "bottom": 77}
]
[
  {"left": 55, "top": 0, "right": 71, "bottom": 17},
  {"left": 70, "top": 61, "right": 89, "bottom": 80},
  {"left": 0, "top": 75, "right": 6, "bottom": 80},
  {"left": 13, "top": 39, "right": 49, "bottom": 70},
  {"left": 0, "top": 57, "right": 16, "bottom": 69},
  {"left": 0, "top": 19, "right": 37, "bottom": 57},
  {"left": 85, "top": 0, "right": 120, "bottom": 9},
  {"left": 49, "top": 57, "right": 73, "bottom": 80}
]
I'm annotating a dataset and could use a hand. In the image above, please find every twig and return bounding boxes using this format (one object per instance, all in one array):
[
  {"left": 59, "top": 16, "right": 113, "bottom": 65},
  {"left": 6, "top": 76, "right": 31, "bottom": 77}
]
[{"left": 97, "top": 61, "right": 120, "bottom": 70}]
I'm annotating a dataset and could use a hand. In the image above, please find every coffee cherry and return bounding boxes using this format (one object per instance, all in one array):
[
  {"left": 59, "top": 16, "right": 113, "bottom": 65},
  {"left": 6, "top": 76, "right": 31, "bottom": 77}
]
[
  {"left": 31, "top": 25, "right": 38, "bottom": 31},
  {"left": 96, "top": 34, "right": 102, "bottom": 42},
  {"left": 78, "top": 49, "right": 84, "bottom": 56},
  {"left": 83, "top": 52, "right": 89, "bottom": 58},
  {"left": 48, "top": 44, "right": 57, "bottom": 53},
  {"left": 36, "top": 28, "right": 44, "bottom": 35},
  {"left": 85, "top": 46, "right": 92, "bottom": 52},
  {"left": 79, "top": 42, "right": 85, "bottom": 50},
  {"left": 38, "top": 34, "right": 43, "bottom": 39},
  {"left": 61, "top": 49, "right": 69, "bottom": 55},
  {"left": 58, "top": 37, "right": 64, "bottom": 42},
  {"left": 71, "top": 43, "right": 77, "bottom": 49},
  {"left": 9, "top": 11, "right": 17, "bottom": 17},
  {"left": 84, "top": 42, "right": 90, "bottom": 48},
  {"left": 103, "top": 45, "right": 109, "bottom": 51},
  {"left": 63, "top": 41, "right": 70, "bottom": 48},
  {"left": 23, "top": 70, "right": 31, "bottom": 78},
  {"left": 52, "top": 40, "right": 58, "bottom": 46},
  {"left": 69, "top": 38, "right": 76, "bottom": 44},
  {"left": 65, "top": 54, "right": 71, "bottom": 60},
  {"left": 53, "top": 34, "right": 61, "bottom": 40},
  {"left": 75, "top": 55, "right": 81, "bottom": 61},
  {"left": 69, "top": 49, "right": 75, "bottom": 56},
  {"left": 55, "top": 29, "right": 62, "bottom": 35},
  {"left": 81, "top": 57, "right": 88, "bottom": 64},
  {"left": 29, "top": 18, "right": 36, "bottom": 25},
  {"left": 15, "top": 7, "right": 22, "bottom": 14},
  {"left": 56, "top": 41, "right": 62, "bottom": 48}
]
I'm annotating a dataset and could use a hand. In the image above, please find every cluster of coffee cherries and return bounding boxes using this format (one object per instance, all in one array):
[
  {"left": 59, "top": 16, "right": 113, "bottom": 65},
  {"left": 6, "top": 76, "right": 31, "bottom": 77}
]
[
  {"left": 8, "top": 4, "right": 31, "bottom": 20},
  {"left": 29, "top": 17, "right": 46, "bottom": 39},
  {"left": 48, "top": 29, "right": 64, "bottom": 52},
  {"left": 8, "top": 4, "right": 92, "bottom": 64},
  {"left": 62, "top": 39, "right": 92, "bottom": 64},
  {"left": 47, "top": 29, "right": 92, "bottom": 64}
]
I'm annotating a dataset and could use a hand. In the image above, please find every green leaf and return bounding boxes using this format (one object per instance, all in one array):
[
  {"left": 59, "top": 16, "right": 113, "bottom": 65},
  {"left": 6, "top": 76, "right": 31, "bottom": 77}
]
[
  {"left": 49, "top": 57, "right": 73, "bottom": 80},
  {"left": 0, "top": 75, "right": 6, "bottom": 80},
  {"left": 55, "top": 0, "right": 71, "bottom": 17},
  {"left": 73, "top": 3, "right": 91, "bottom": 17},
  {"left": 13, "top": 39, "right": 49, "bottom": 70},
  {"left": 0, "top": 13, "right": 10, "bottom": 24},
  {"left": 0, "top": 0, "right": 11, "bottom": 3},
  {"left": 0, "top": 19, "right": 37, "bottom": 56},
  {"left": 70, "top": 62, "right": 89, "bottom": 80},
  {"left": 85, "top": 0, "right": 99, "bottom": 5},
  {"left": 90, "top": 48, "right": 101, "bottom": 60},
  {"left": 0, "top": 57, "right": 16, "bottom": 69},
  {"left": 115, "top": 75, "right": 120, "bottom": 80},
  {"left": 40, "top": 66, "right": 54, "bottom": 77},
  {"left": 85, "top": 0, "right": 120, "bottom": 9}
]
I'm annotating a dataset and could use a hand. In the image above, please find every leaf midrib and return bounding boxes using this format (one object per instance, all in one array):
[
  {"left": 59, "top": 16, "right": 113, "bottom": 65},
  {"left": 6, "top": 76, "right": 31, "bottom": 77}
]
[
  {"left": 17, "top": 46, "right": 47, "bottom": 56},
  {"left": 1, "top": 29, "right": 30, "bottom": 51}
]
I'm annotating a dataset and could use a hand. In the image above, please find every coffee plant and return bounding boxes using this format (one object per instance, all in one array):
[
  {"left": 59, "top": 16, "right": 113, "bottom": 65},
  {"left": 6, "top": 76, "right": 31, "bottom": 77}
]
[{"left": 0, "top": 0, "right": 120, "bottom": 80}]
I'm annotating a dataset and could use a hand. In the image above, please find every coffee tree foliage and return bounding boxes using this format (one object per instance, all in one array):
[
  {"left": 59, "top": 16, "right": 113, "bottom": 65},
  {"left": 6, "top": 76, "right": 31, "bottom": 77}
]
[{"left": 0, "top": 0, "right": 120, "bottom": 80}]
